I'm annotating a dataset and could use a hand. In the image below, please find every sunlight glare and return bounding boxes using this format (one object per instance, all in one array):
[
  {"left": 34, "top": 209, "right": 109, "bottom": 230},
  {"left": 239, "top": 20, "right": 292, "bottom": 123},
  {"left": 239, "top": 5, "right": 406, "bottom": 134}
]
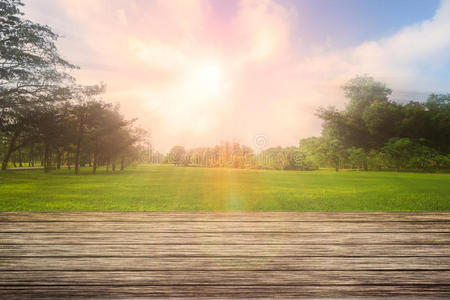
[{"left": 187, "top": 60, "right": 226, "bottom": 101}]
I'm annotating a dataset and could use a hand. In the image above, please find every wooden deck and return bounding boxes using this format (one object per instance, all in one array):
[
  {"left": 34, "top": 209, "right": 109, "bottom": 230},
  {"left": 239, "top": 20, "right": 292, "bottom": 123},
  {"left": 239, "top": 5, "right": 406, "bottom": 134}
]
[{"left": 0, "top": 212, "right": 449, "bottom": 298}]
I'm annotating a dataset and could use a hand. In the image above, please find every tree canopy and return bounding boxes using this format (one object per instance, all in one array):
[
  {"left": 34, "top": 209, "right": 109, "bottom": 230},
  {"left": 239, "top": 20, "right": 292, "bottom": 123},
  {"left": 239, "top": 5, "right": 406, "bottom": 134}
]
[{"left": 0, "top": 0, "right": 145, "bottom": 173}]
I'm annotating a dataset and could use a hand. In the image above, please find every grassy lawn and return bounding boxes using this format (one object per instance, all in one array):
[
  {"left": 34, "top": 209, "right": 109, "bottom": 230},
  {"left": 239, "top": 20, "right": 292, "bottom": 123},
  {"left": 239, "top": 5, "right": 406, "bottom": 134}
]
[{"left": 0, "top": 165, "right": 449, "bottom": 211}]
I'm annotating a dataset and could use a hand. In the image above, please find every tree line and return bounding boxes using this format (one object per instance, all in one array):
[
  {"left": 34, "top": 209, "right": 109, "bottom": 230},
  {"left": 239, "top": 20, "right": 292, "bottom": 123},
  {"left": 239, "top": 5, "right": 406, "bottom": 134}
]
[
  {"left": 2, "top": 0, "right": 448, "bottom": 174},
  {"left": 312, "top": 76, "right": 449, "bottom": 171},
  {"left": 0, "top": 0, "right": 144, "bottom": 173},
  {"left": 166, "top": 77, "right": 449, "bottom": 172},
  {"left": 166, "top": 143, "right": 258, "bottom": 169}
]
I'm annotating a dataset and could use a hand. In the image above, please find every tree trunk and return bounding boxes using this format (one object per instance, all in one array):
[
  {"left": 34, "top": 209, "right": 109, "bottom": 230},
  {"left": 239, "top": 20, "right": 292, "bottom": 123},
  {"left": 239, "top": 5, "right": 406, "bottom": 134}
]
[
  {"left": 56, "top": 151, "right": 62, "bottom": 169},
  {"left": 334, "top": 158, "right": 339, "bottom": 172},
  {"left": 67, "top": 153, "right": 71, "bottom": 170},
  {"left": 106, "top": 158, "right": 110, "bottom": 172},
  {"left": 120, "top": 156, "right": 125, "bottom": 171},
  {"left": 29, "top": 144, "right": 34, "bottom": 167},
  {"left": 18, "top": 146, "right": 22, "bottom": 167},
  {"left": 112, "top": 161, "right": 116, "bottom": 172},
  {"left": 93, "top": 152, "right": 97, "bottom": 174},
  {"left": 44, "top": 143, "right": 49, "bottom": 173},
  {"left": 75, "top": 137, "right": 81, "bottom": 175},
  {"left": 1, "top": 133, "right": 18, "bottom": 170},
  {"left": 75, "top": 113, "right": 84, "bottom": 175}
]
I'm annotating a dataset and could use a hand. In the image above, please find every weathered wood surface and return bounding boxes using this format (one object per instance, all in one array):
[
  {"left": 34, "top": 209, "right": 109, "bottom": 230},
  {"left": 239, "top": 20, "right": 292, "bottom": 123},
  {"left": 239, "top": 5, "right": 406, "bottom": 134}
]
[
  {"left": 2, "top": 244, "right": 450, "bottom": 256},
  {"left": 2, "top": 211, "right": 449, "bottom": 221},
  {"left": 2, "top": 257, "right": 449, "bottom": 271},
  {"left": 2, "top": 232, "right": 449, "bottom": 244},
  {"left": 0, "top": 212, "right": 449, "bottom": 298},
  {"left": 2, "top": 221, "right": 449, "bottom": 232},
  {"left": 3, "top": 285, "right": 450, "bottom": 298},
  {"left": 2, "top": 270, "right": 450, "bottom": 285}
]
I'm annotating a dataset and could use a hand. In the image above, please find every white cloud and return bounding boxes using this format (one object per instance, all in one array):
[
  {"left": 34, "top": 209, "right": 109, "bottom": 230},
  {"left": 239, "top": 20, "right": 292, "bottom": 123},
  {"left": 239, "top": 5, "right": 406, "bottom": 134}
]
[{"left": 348, "top": 0, "right": 450, "bottom": 91}]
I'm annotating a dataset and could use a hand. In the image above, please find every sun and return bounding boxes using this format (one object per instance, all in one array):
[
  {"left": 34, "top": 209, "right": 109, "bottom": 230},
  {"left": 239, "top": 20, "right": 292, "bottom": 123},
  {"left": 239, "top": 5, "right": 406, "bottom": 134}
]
[
  {"left": 187, "top": 60, "right": 226, "bottom": 101},
  {"left": 163, "top": 59, "right": 227, "bottom": 133}
]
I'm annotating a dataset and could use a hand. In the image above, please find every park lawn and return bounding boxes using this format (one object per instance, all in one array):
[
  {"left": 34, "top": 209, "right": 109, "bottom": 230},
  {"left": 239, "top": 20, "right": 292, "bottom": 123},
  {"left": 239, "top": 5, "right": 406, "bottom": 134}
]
[{"left": 0, "top": 165, "right": 449, "bottom": 211}]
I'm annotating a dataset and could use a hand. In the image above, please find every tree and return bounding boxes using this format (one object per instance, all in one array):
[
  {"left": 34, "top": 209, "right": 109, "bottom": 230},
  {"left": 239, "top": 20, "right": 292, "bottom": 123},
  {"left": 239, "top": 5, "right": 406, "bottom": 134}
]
[
  {"left": 347, "top": 147, "right": 367, "bottom": 170},
  {"left": 117, "top": 126, "right": 145, "bottom": 171},
  {"left": 317, "top": 75, "right": 394, "bottom": 151},
  {"left": 169, "top": 146, "right": 186, "bottom": 166},
  {"left": 0, "top": 0, "right": 76, "bottom": 170},
  {"left": 299, "top": 137, "right": 323, "bottom": 168},
  {"left": 0, "top": 0, "right": 75, "bottom": 101},
  {"left": 382, "top": 138, "right": 419, "bottom": 171},
  {"left": 30, "top": 102, "right": 74, "bottom": 172},
  {"left": 84, "top": 102, "right": 126, "bottom": 174},
  {"left": 342, "top": 75, "right": 392, "bottom": 118},
  {"left": 424, "top": 94, "right": 450, "bottom": 153},
  {"left": 71, "top": 84, "right": 105, "bottom": 175},
  {"left": 317, "top": 138, "right": 346, "bottom": 171},
  {"left": 362, "top": 101, "right": 402, "bottom": 147}
]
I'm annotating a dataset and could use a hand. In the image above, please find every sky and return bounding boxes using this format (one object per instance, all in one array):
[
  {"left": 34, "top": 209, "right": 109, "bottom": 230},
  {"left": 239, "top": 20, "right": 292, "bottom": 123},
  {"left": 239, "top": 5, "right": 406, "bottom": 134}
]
[{"left": 23, "top": 0, "right": 450, "bottom": 153}]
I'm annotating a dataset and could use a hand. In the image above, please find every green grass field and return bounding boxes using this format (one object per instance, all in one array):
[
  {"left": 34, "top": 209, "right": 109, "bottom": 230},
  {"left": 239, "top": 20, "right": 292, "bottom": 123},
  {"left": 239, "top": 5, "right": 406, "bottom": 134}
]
[{"left": 0, "top": 165, "right": 449, "bottom": 211}]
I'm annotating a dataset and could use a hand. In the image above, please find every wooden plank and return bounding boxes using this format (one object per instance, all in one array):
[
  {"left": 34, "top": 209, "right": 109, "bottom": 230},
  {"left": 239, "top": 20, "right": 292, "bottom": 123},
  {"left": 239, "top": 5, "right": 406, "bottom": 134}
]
[
  {"left": 1, "top": 285, "right": 449, "bottom": 298},
  {"left": 1, "top": 257, "right": 449, "bottom": 271},
  {"left": 2, "top": 232, "right": 449, "bottom": 245},
  {"left": 1, "top": 221, "right": 448, "bottom": 232},
  {"left": 1, "top": 244, "right": 449, "bottom": 256},
  {"left": 1, "top": 212, "right": 449, "bottom": 222},
  {"left": 1, "top": 270, "right": 449, "bottom": 285},
  {"left": 1, "top": 212, "right": 449, "bottom": 298}
]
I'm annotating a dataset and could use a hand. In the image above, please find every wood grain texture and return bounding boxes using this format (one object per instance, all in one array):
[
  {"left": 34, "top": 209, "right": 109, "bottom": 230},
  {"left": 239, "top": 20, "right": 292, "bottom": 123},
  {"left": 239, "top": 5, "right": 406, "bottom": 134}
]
[
  {"left": 2, "top": 270, "right": 450, "bottom": 285},
  {"left": 2, "top": 232, "right": 449, "bottom": 244},
  {"left": 2, "top": 244, "right": 450, "bottom": 256},
  {"left": 2, "top": 285, "right": 449, "bottom": 299},
  {"left": 1, "top": 221, "right": 448, "bottom": 232},
  {"left": 1, "top": 211, "right": 449, "bottom": 222},
  {"left": 0, "top": 212, "right": 449, "bottom": 298},
  {"left": 2, "top": 256, "right": 449, "bottom": 271}
]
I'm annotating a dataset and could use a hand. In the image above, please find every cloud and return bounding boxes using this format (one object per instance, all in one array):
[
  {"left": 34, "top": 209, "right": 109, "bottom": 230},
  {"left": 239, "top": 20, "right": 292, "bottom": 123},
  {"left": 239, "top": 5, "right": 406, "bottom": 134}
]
[
  {"left": 350, "top": 0, "right": 450, "bottom": 90},
  {"left": 22, "top": 0, "right": 450, "bottom": 152}
]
